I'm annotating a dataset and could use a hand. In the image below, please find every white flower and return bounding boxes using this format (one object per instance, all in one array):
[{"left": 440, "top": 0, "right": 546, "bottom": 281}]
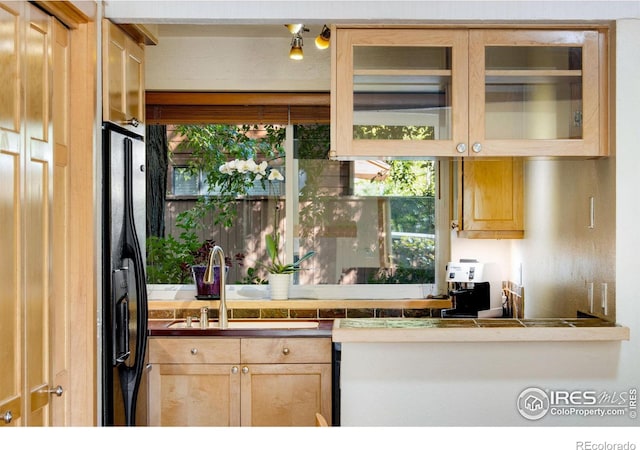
[
  {"left": 257, "top": 161, "right": 268, "bottom": 177},
  {"left": 236, "top": 159, "right": 249, "bottom": 173},
  {"left": 268, "top": 168, "right": 284, "bottom": 181},
  {"left": 219, "top": 158, "right": 283, "bottom": 183},
  {"left": 219, "top": 162, "right": 232, "bottom": 174}
]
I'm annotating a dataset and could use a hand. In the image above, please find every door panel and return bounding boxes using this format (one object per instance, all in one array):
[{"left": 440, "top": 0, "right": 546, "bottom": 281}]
[
  {"left": 148, "top": 364, "right": 241, "bottom": 426},
  {"left": 0, "top": 0, "right": 22, "bottom": 428},
  {"left": 51, "top": 17, "right": 70, "bottom": 426},
  {"left": 241, "top": 364, "right": 332, "bottom": 426},
  {"left": 24, "top": 5, "right": 53, "bottom": 426}
]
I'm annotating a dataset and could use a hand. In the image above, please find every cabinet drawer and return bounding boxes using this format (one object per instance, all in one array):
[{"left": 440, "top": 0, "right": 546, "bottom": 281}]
[
  {"left": 149, "top": 338, "right": 240, "bottom": 364},
  {"left": 241, "top": 338, "right": 332, "bottom": 364}
]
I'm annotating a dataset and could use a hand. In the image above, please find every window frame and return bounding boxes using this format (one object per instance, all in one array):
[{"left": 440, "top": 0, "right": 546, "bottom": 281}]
[{"left": 148, "top": 91, "right": 450, "bottom": 297}]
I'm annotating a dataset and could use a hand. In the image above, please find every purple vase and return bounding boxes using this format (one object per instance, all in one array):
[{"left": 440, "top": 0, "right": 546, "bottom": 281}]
[{"left": 191, "top": 265, "right": 221, "bottom": 298}]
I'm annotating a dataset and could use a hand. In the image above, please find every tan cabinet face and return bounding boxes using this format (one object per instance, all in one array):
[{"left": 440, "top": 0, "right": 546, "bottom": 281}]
[
  {"left": 240, "top": 364, "right": 332, "bottom": 427},
  {"left": 148, "top": 364, "right": 241, "bottom": 426},
  {"left": 468, "top": 29, "right": 603, "bottom": 157},
  {"left": 103, "top": 20, "right": 145, "bottom": 127},
  {"left": 333, "top": 28, "right": 469, "bottom": 158},
  {"left": 332, "top": 27, "right": 607, "bottom": 158},
  {"left": 458, "top": 157, "right": 524, "bottom": 239},
  {"left": 147, "top": 337, "right": 332, "bottom": 427}
]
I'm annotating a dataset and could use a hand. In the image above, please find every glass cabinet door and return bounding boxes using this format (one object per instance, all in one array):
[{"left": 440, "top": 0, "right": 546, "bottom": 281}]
[
  {"left": 468, "top": 30, "right": 603, "bottom": 157},
  {"left": 332, "top": 29, "right": 469, "bottom": 158}
]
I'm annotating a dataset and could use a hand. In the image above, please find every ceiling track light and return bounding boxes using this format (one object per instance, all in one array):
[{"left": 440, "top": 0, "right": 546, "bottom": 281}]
[
  {"left": 285, "top": 24, "right": 304, "bottom": 34},
  {"left": 315, "top": 24, "right": 330, "bottom": 50},
  {"left": 285, "top": 24, "right": 310, "bottom": 60},
  {"left": 289, "top": 35, "right": 304, "bottom": 60}
]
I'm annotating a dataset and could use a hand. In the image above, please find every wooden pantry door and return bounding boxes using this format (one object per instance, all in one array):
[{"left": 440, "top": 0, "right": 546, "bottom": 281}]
[
  {"left": 0, "top": 0, "right": 24, "bottom": 427},
  {"left": 24, "top": 3, "right": 55, "bottom": 426},
  {"left": 0, "top": 1, "right": 71, "bottom": 426}
]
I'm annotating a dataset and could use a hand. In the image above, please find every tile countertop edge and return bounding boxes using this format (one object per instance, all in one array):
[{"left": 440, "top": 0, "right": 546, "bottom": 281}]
[
  {"left": 331, "top": 321, "right": 631, "bottom": 343},
  {"left": 148, "top": 298, "right": 452, "bottom": 309}
]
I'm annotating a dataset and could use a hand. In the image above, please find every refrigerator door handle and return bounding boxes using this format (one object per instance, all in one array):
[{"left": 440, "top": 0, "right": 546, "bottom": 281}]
[{"left": 117, "top": 137, "right": 149, "bottom": 426}]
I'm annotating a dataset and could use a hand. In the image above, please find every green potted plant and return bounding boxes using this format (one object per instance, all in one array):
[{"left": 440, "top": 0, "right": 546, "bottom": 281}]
[{"left": 264, "top": 232, "right": 315, "bottom": 300}]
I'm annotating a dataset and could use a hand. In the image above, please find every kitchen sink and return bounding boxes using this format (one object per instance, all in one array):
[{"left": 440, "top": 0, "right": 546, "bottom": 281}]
[{"left": 168, "top": 320, "right": 320, "bottom": 330}]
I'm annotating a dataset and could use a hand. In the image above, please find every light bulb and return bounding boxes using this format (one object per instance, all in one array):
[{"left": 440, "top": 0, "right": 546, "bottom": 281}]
[
  {"left": 289, "top": 35, "right": 303, "bottom": 60},
  {"left": 285, "top": 24, "right": 303, "bottom": 34},
  {"left": 315, "top": 34, "right": 330, "bottom": 49},
  {"left": 315, "top": 25, "right": 331, "bottom": 49},
  {"left": 289, "top": 46, "right": 303, "bottom": 60}
]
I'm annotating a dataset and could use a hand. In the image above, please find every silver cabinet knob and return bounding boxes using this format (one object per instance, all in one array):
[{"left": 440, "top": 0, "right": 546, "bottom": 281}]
[
  {"left": 472, "top": 142, "right": 482, "bottom": 153},
  {"left": 456, "top": 143, "right": 467, "bottom": 154},
  {"left": 282, "top": 347, "right": 290, "bottom": 355},
  {"left": 242, "top": 366, "right": 249, "bottom": 374},
  {"left": 231, "top": 366, "right": 238, "bottom": 374},
  {"left": 125, "top": 117, "right": 139, "bottom": 127},
  {"left": 190, "top": 348, "right": 198, "bottom": 355},
  {"left": 2, "top": 410, "right": 12, "bottom": 424},
  {"left": 41, "top": 385, "right": 64, "bottom": 397}
]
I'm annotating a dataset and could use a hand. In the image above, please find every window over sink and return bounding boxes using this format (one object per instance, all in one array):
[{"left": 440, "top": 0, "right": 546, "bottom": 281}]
[{"left": 146, "top": 103, "right": 448, "bottom": 297}]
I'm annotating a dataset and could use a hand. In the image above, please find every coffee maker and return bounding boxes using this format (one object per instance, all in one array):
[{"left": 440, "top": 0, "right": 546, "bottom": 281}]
[{"left": 441, "top": 261, "right": 490, "bottom": 318}]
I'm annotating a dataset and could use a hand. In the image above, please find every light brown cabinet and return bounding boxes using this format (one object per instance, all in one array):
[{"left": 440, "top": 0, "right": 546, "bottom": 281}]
[
  {"left": 102, "top": 19, "right": 145, "bottom": 127},
  {"left": 456, "top": 158, "right": 524, "bottom": 239},
  {"left": 147, "top": 337, "right": 332, "bottom": 426},
  {"left": 331, "top": 26, "right": 608, "bottom": 159}
]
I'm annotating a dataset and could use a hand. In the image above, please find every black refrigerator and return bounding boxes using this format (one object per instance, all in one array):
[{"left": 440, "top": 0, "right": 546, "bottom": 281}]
[{"left": 101, "top": 122, "right": 148, "bottom": 426}]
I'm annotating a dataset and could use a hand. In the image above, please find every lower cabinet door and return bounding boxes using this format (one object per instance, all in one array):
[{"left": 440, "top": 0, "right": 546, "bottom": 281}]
[
  {"left": 240, "top": 364, "right": 332, "bottom": 426},
  {"left": 148, "top": 363, "right": 241, "bottom": 426}
]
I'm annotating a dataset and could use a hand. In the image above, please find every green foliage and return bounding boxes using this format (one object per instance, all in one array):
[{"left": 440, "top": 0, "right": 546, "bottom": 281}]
[
  {"left": 353, "top": 124, "right": 434, "bottom": 141},
  {"left": 174, "top": 124, "right": 286, "bottom": 228},
  {"left": 238, "top": 267, "right": 268, "bottom": 285},
  {"left": 385, "top": 160, "right": 435, "bottom": 197},
  {"left": 146, "top": 124, "right": 286, "bottom": 284},
  {"left": 263, "top": 233, "right": 316, "bottom": 274},
  {"left": 369, "top": 231, "right": 435, "bottom": 284},
  {"left": 390, "top": 197, "right": 435, "bottom": 236}
]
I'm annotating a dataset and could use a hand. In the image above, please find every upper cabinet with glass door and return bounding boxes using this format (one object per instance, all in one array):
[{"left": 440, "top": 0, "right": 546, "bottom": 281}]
[
  {"left": 468, "top": 29, "right": 607, "bottom": 157},
  {"left": 331, "top": 28, "right": 469, "bottom": 159},
  {"left": 331, "top": 26, "right": 609, "bottom": 158}
]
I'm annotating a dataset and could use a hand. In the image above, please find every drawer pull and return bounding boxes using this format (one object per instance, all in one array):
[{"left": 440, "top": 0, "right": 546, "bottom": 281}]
[
  {"left": 282, "top": 347, "right": 290, "bottom": 355},
  {"left": 190, "top": 348, "right": 198, "bottom": 355}
]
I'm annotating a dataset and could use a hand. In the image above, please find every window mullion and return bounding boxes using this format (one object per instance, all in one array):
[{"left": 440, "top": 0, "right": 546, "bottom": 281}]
[{"left": 284, "top": 125, "right": 296, "bottom": 268}]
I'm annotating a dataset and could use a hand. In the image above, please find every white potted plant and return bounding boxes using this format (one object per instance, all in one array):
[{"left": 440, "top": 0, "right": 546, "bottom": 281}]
[{"left": 264, "top": 232, "right": 315, "bottom": 300}]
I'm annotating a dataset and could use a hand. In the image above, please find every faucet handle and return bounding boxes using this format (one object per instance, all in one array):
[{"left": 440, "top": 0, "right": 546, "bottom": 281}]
[{"left": 200, "top": 307, "right": 209, "bottom": 329}]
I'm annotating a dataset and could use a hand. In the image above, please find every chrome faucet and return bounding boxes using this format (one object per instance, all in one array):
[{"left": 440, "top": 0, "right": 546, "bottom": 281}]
[{"left": 204, "top": 245, "right": 228, "bottom": 329}]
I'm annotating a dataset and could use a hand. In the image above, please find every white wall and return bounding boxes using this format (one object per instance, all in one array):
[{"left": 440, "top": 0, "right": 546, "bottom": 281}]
[
  {"left": 146, "top": 35, "right": 330, "bottom": 91},
  {"left": 340, "top": 340, "right": 626, "bottom": 426},
  {"left": 613, "top": 17, "right": 640, "bottom": 403}
]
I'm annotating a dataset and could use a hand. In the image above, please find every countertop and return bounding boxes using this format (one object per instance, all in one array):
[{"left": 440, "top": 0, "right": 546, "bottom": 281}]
[
  {"left": 148, "top": 318, "right": 333, "bottom": 338},
  {"left": 332, "top": 317, "right": 630, "bottom": 343},
  {"left": 148, "top": 317, "right": 629, "bottom": 342}
]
